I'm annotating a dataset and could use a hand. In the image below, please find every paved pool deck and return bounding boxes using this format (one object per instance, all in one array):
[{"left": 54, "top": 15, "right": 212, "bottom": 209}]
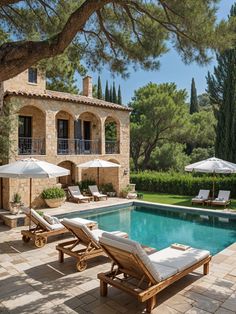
[{"left": 0, "top": 200, "right": 236, "bottom": 313}]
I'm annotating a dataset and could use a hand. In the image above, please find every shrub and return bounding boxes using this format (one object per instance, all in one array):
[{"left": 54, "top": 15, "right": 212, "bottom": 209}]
[
  {"left": 77, "top": 179, "right": 96, "bottom": 192},
  {"left": 41, "top": 187, "right": 65, "bottom": 199},
  {"left": 100, "top": 183, "right": 115, "bottom": 193},
  {"left": 130, "top": 171, "right": 236, "bottom": 197}
]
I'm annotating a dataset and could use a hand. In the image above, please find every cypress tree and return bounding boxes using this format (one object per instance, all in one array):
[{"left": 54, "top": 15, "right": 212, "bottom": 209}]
[
  {"left": 118, "top": 85, "right": 122, "bottom": 105},
  {"left": 105, "top": 80, "right": 109, "bottom": 101},
  {"left": 112, "top": 82, "right": 117, "bottom": 103},
  {"left": 190, "top": 78, "right": 199, "bottom": 114},
  {"left": 97, "top": 76, "right": 103, "bottom": 99},
  {"left": 109, "top": 85, "right": 113, "bottom": 102},
  {"left": 207, "top": 4, "right": 236, "bottom": 162}
]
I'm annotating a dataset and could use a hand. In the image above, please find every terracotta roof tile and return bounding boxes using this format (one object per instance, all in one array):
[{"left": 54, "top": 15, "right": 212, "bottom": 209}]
[{"left": 4, "top": 89, "right": 132, "bottom": 112}]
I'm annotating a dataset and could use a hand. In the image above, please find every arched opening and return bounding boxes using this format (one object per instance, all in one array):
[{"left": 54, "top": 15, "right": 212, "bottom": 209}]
[
  {"left": 57, "top": 160, "right": 77, "bottom": 187},
  {"left": 18, "top": 105, "right": 46, "bottom": 155},
  {"left": 77, "top": 112, "right": 102, "bottom": 154},
  {"left": 105, "top": 116, "right": 120, "bottom": 154},
  {"left": 56, "top": 110, "right": 75, "bottom": 155}
]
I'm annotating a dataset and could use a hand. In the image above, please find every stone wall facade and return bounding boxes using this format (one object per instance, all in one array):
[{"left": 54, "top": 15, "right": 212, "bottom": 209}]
[
  {"left": 3, "top": 69, "right": 46, "bottom": 93},
  {"left": 1, "top": 89, "right": 130, "bottom": 209}
]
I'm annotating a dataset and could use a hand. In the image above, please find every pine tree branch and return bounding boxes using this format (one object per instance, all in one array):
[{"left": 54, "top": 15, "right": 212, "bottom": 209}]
[
  {"left": 0, "top": 0, "right": 115, "bottom": 81},
  {"left": 0, "top": 0, "right": 21, "bottom": 6}
]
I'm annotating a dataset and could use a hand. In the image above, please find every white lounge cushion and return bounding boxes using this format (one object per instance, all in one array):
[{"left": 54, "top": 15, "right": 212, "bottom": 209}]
[
  {"left": 93, "top": 192, "right": 107, "bottom": 197},
  {"left": 100, "top": 232, "right": 164, "bottom": 282},
  {"left": 149, "top": 247, "right": 210, "bottom": 272},
  {"left": 62, "top": 219, "right": 127, "bottom": 247},
  {"left": 74, "top": 194, "right": 88, "bottom": 200},
  {"left": 100, "top": 233, "right": 210, "bottom": 282},
  {"left": 151, "top": 263, "right": 177, "bottom": 281},
  {"left": 91, "top": 230, "right": 128, "bottom": 241},
  {"left": 218, "top": 190, "right": 230, "bottom": 201},
  {"left": 23, "top": 207, "right": 64, "bottom": 231},
  {"left": 192, "top": 190, "right": 209, "bottom": 201},
  {"left": 43, "top": 214, "right": 61, "bottom": 225},
  {"left": 50, "top": 223, "right": 65, "bottom": 230}
]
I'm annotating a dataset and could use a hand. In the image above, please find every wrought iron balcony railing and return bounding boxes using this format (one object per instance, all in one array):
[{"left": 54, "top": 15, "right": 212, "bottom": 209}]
[
  {"left": 18, "top": 137, "right": 45, "bottom": 155},
  {"left": 57, "top": 139, "right": 101, "bottom": 155},
  {"left": 105, "top": 140, "right": 120, "bottom": 154}
]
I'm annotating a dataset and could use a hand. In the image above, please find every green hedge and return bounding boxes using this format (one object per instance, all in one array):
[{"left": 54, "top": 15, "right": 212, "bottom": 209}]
[{"left": 130, "top": 171, "right": 236, "bottom": 197}]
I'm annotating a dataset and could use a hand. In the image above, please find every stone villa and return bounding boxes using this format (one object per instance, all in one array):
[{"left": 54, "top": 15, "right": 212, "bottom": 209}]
[{"left": 0, "top": 68, "right": 131, "bottom": 209}]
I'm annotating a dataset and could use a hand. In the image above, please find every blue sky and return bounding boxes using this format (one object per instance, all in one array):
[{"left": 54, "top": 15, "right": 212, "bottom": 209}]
[{"left": 81, "top": 0, "right": 235, "bottom": 105}]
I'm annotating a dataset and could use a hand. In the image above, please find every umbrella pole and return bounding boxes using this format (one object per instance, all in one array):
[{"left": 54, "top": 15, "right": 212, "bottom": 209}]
[
  {"left": 30, "top": 178, "right": 32, "bottom": 208},
  {"left": 212, "top": 173, "right": 215, "bottom": 199},
  {"left": 97, "top": 168, "right": 99, "bottom": 187},
  {"left": 29, "top": 178, "right": 32, "bottom": 230},
  {"left": 0, "top": 178, "right": 2, "bottom": 209}
]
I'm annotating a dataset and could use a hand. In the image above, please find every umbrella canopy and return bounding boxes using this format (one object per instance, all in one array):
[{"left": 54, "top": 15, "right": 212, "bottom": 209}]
[
  {"left": 0, "top": 158, "right": 70, "bottom": 178},
  {"left": 185, "top": 157, "right": 236, "bottom": 174},
  {"left": 78, "top": 159, "right": 121, "bottom": 169},
  {"left": 185, "top": 157, "right": 236, "bottom": 198},
  {"left": 0, "top": 158, "right": 70, "bottom": 208},
  {"left": 77, "top": 159, "right": 120, "bottom": 186}
]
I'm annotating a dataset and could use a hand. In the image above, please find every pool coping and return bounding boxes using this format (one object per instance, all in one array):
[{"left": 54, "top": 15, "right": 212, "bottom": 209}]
[
  {"left": 133, "top": 200, "right": 236, "bottom": 219},
  {"left": 58, "top": 199, "right": 236, "bottom": 220}
]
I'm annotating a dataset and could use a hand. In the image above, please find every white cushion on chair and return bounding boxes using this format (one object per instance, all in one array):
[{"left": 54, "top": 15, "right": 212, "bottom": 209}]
[
  {"left": 23, "top": 207, "right": 64, "bottom": 231},
  {"left": 149, "top": 247, "right": 210, "bottom": 272},
  {"left": 100, "top": 232, "right": 168, "bottom": 282}
]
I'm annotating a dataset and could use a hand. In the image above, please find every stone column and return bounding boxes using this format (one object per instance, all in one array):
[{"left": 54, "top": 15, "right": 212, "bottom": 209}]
[
  {"left": 101, "top": 118, "right": 105, "bottom": 155},
  {"left": 45, "top": 110, "right": 57, "bottom": 156}
]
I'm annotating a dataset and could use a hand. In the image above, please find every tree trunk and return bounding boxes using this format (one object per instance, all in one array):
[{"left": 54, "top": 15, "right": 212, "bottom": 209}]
[{"left": 0, "top": 0, "right": 113, "bottom": 81}]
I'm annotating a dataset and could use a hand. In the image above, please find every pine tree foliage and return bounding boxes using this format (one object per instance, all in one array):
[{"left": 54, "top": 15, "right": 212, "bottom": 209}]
[
  {"left": 109, "top": 86, "right": 113, "bottom": 103},
  {"left": 97, "top": 76, "right": 103, "bottom": 99},
  {"left": 0, "top": 0, "right": 235, "bottom": 82},
  {"left": 190, "top": 78, "right": 199, "bottom": 114},
  {"left": 207, "top": 4, "right": 236, "bottom": 162},
  {"left": 118, "top": 85, "right": 122, "bottom": 105},
  {"left": 112, "top": 82, "right": 117, "bottom": 103},
  {"left": 105, "top": 80, "right": 109, "bottom": 101}
]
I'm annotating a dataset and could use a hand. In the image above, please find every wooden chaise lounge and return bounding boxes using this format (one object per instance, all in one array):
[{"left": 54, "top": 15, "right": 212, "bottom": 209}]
[
  {"left": 98, "top": 233, "right": 211, "bottom": 313},
  {"left": 21, "top": 208, "right": 96, "bottom": 248},
  {"left": 68, "top": 186, "right": 91, "bottom": 203},
  {"left": 56, "top": 218, "right": 128, "bottom": 271},
  {"left": 89, "top": 185, "right": 107, "bottom": 201},
  {"left": 191, "top": 189, "right": 210, "bottom": 205},
  {"left": 211, "top": 190, "right": 231, "bottom": 208}
]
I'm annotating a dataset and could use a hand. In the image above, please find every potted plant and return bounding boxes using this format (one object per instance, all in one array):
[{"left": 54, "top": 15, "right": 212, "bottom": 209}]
[
  {"left": 120, "top": 185, "right": 132, "bottom": 198},
  {"left": 41, "top": 187, "right": 66, "bottom": 208},
  {"left": 10, "top": 193, "right": 22, "bottom": 215}
]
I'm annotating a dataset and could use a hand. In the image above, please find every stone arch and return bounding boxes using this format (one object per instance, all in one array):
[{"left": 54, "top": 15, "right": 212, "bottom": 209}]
[
  {"left": 77, "top": 111, "right": 102, "bottom": 154},
  {"left": 18, "top": 105, "right": 46, "bottom": 155},
  {"left": 57, "top": 160, "right": 77, "bottom": 187},
  {"left": 104, "top": 116, "right": 120, "bottom": 154},
  {"left": 55, "top": 110, "right": 75, "bottom": 155}
]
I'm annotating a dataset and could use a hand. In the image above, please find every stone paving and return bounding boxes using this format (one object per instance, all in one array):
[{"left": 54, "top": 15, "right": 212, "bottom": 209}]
[{"left": 0, "top": 224, "right": 236, "bottom": 313}]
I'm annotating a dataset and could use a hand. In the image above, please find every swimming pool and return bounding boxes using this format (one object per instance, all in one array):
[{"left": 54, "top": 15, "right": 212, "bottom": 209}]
[{"left": 62, "top": 204, "right": 236, "bottom": 255}]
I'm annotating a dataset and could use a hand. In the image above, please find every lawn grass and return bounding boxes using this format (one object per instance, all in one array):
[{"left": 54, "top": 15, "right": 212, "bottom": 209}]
[{"left": 139, "top": 191, "right": 236, "bottom": 210}]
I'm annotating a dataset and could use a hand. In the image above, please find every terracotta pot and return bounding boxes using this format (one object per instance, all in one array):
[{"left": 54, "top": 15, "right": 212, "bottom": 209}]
[
  {"left": 9, "top": 202, "right": 21, "bottom": 215},
  {"left": 44, "top": 197, "right": 66, "bottom": 208}
]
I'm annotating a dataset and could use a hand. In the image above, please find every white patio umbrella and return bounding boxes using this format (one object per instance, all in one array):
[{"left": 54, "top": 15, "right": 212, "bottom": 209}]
[
  {"left": 185, "top": 157, "right": 236, "bottom": 197},
  {"left": 0, "top": 158, "right": 70, "bottom": 207},
  {"left": 77, "top": 159, "right": 120, "bottom": 186}
]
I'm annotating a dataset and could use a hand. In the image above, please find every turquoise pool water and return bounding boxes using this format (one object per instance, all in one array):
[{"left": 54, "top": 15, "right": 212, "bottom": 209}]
[{"left": 63, "top": 205, "right": 236, "bottom": 255}]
